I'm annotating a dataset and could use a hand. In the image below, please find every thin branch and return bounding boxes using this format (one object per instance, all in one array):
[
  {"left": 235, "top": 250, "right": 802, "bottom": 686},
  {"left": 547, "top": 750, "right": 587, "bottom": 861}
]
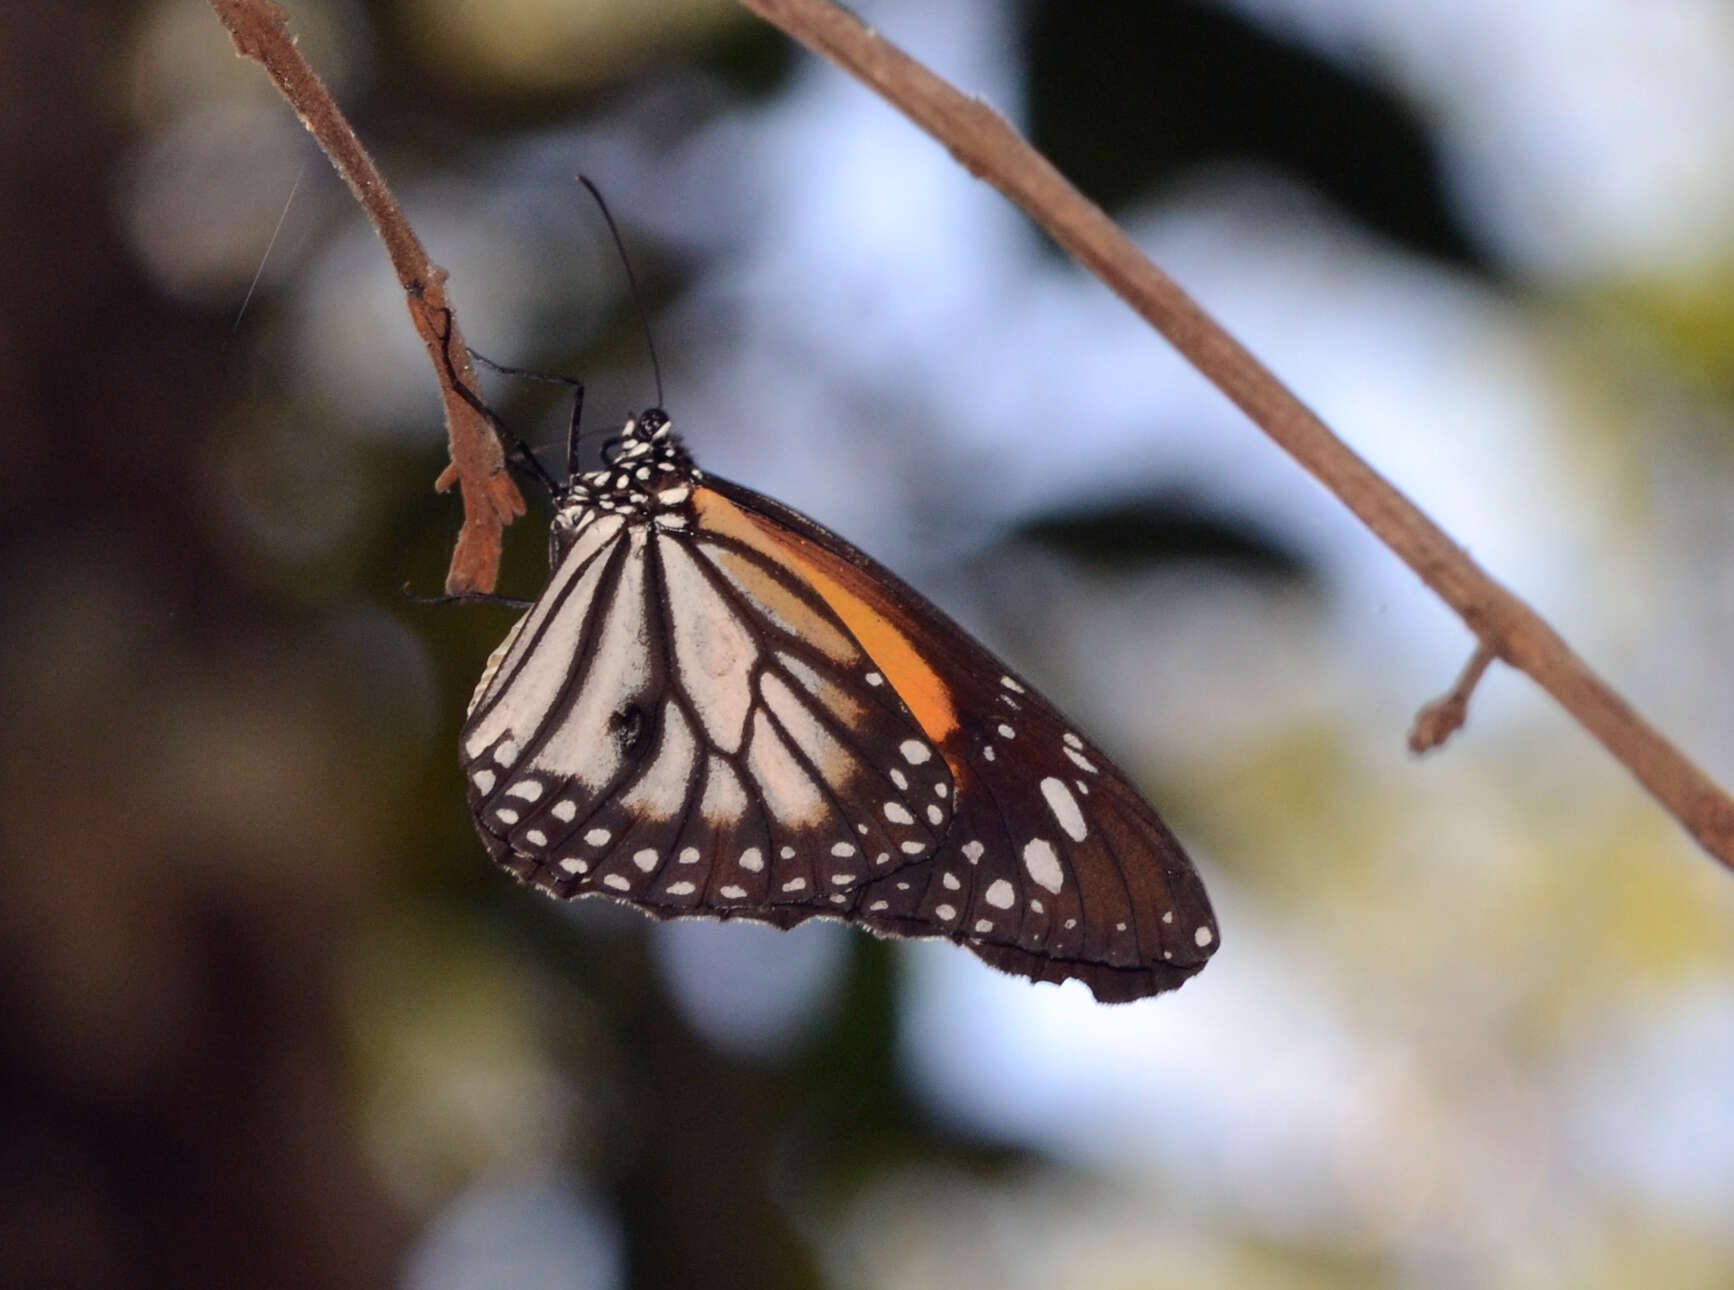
[
  {"left": 1410, "top": 642, "right": 1498, "bottom": 755},
  {"left": 208, "top": 0, "right": 524, "bottom": 595},
  {"left": 735, "top": 0, "right": 1734, "bottom": 870}
]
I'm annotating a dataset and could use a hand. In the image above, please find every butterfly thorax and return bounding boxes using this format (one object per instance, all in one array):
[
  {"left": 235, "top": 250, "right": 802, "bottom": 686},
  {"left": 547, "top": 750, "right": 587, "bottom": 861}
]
[{"left": 551, "top": 408, "right": 704, "bottom": 558}]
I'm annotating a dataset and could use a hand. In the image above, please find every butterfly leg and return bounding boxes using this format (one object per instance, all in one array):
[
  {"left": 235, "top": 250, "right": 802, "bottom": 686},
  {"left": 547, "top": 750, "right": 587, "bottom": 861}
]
[{"left": 465, "top": 350, "right": 590, "bottom": 486}]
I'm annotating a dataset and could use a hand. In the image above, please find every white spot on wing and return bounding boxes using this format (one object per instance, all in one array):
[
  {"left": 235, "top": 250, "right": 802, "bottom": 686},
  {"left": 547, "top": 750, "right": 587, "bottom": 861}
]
[
  {"left": 1022, "top": 839, "right": 1064, "bottom": 894},
  {"left": 999, "top": 675, "right": 1025, "bottom": 693},
  {"left": 667, "top": 880, "right": 696, "bottom": 896},
  {"left": 719, "top": 884, "right": 747, "bottom": 899},
  {"left": 962, "top": 840, "right": 984, "bottom": 864},
  {"left": 935, "top": 904, "right": 957, "bottom": 921},
  {"left": 984, "top": 879, "right": 1015, "bottom": 909},
  {"left": 739, "top": 847, "right": 764, "bottom": 872},
  {"left": 782, "top": 878, "right": 807, "bottom": 892},
  {"left": 506, "top": 780, "right": 542, "bottom": 801},
  {"left": 551, "top": 800, "right": 576, "bottom": 822},
  {"left": 472, "top": 769, "right": 495, "bottom": 794},
  {"left": 604, "top": 874, "right": 630, "bottom": 891},
  {"left": 974, "top": 919, "right": 993, "bottom": 933},
  {"left": 1039, "top": 776, "right": 1088, "bottom": 841},
  {"left": 1196, "top": 926, "right": 1214, "bottom": 947},
  {"left": 899, "top": 740, "right": 931, "bottom": 765},
  {"left": 1064, "top": 746, "right": 1099, "bottom": 774},
  {"left": 883, "top": 802, "right": 914, "bottom": 825},
  {"left": 585, "top": 827, "right": 612, "bottom": 847},
  {"left": 633, "top": 848, "right": 659, "bottom": 871}
]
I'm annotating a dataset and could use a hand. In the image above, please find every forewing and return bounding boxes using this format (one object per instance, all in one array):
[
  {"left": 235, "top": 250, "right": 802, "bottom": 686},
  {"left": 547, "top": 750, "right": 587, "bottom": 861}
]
[{"left": 699, "top": 477, "right": 1219, "bottom": 1002}]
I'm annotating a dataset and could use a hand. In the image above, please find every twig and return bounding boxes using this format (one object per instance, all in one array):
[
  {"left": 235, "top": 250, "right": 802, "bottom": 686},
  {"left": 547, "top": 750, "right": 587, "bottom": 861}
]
[
  {"left": 208, "top": 0, "right": 524, "bottom": 594},
  {"left": 1410, "top": 642, "right": 1497, "bottom": 755},
  {"left": 735, "top": 0, "right": 1734, "bottom": 870}
]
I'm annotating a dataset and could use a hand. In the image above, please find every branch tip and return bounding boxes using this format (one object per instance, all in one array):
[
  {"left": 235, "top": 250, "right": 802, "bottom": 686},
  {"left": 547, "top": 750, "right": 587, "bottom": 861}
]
[
  {"left": 207, "top": 0, "right": 521, "bottom": 593},
  {"left": 1409, "top": 642, "right": 1498, "bottom": 755}
]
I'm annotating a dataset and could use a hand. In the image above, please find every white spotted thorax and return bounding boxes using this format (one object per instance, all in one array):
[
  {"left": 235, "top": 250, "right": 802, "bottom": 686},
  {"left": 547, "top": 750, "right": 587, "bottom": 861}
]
[
  {"left": 461, "top": 402, "right": 1220, "bottom": 1003},
  {"left": 553, "top": 408, "right": 697, "bottom": 545}
]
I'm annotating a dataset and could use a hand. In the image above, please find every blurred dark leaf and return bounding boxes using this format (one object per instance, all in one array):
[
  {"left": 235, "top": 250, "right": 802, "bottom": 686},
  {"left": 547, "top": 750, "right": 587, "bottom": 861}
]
[
  {"left": 697, "top": 16, "right": 797, "bottom": 100},
  {"left": 1024, "top": 0, "right": 1485, "bottom": 269},
  {"left": 1009, "top": 489, "right": 1312, "bottom": 582}
]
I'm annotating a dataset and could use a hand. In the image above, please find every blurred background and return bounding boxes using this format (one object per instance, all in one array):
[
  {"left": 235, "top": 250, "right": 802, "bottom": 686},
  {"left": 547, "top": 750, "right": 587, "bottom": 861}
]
[{"left": 6, "top": 0, "right": 1734, "bottom": 1286}]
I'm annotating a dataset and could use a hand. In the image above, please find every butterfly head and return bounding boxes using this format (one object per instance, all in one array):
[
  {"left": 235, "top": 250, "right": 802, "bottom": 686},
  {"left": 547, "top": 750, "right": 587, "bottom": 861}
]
[{"left": 551, "top": 408, "right": 702, "bottom": 553}]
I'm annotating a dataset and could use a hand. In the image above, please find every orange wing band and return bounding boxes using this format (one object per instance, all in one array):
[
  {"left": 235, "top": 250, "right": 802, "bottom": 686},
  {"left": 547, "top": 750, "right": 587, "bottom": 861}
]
[{"left": 694, "top": 488, "right": 961, "bottom": 747}]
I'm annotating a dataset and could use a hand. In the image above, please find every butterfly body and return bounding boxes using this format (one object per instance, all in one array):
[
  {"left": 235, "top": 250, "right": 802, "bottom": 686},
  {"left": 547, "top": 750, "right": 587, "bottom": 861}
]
[{"left": 463, "top": 410, "right": 1217, "bottom": 1002}]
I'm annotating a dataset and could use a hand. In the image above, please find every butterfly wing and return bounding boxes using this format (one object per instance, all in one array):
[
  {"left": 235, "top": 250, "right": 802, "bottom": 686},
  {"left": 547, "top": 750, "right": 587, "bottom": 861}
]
[
  {"left": 697, "top": 478, "right": 1219, "bottom": 1002},
  {"left": 462, "top": 438, "right": 1218, "bottom": 1003},
  {"left": 461, "top": 510, "right": 955, "bottom": 923}
]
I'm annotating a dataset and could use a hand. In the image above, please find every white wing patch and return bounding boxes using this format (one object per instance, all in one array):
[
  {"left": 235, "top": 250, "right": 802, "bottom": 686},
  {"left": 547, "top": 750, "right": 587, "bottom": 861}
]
[
  {"left": 616, "top": 703, "right": 698, "bottom": 822},
  {"left": 744, "top": 710, "right": 829, "bottom": 827},
  {"left": 464, "top": 516, "right": 625, "bottom": 759},
  {"left": 660, "top": 536, "right": 757, "bottom": 752},
  {"left": 529, "top": 527, "right": 653, "bottom": 788}
]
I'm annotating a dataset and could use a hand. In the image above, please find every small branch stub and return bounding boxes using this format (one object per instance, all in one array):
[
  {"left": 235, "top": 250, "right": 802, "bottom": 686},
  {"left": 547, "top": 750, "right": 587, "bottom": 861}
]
[{"left": 1410, "top": 641, "right": 1498, "bottom": 755}]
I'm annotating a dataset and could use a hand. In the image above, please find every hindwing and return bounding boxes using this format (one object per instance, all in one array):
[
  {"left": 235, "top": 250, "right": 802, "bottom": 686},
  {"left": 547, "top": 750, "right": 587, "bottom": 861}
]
[{"left": 699, "top": 478, "right": 1218, "bottom": 1002}]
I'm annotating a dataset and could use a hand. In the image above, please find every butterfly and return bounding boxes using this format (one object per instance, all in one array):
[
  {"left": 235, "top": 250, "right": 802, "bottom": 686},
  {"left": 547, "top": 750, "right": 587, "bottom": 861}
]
[{"left": 461, "top": 407, "right": 1218, "bottom": 1002}]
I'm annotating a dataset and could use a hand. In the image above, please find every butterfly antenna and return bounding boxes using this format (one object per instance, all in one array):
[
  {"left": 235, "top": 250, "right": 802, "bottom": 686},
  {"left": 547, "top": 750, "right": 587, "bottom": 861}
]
[{"left": 577, "top": 174, "right": 664, "bottom": 409}]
